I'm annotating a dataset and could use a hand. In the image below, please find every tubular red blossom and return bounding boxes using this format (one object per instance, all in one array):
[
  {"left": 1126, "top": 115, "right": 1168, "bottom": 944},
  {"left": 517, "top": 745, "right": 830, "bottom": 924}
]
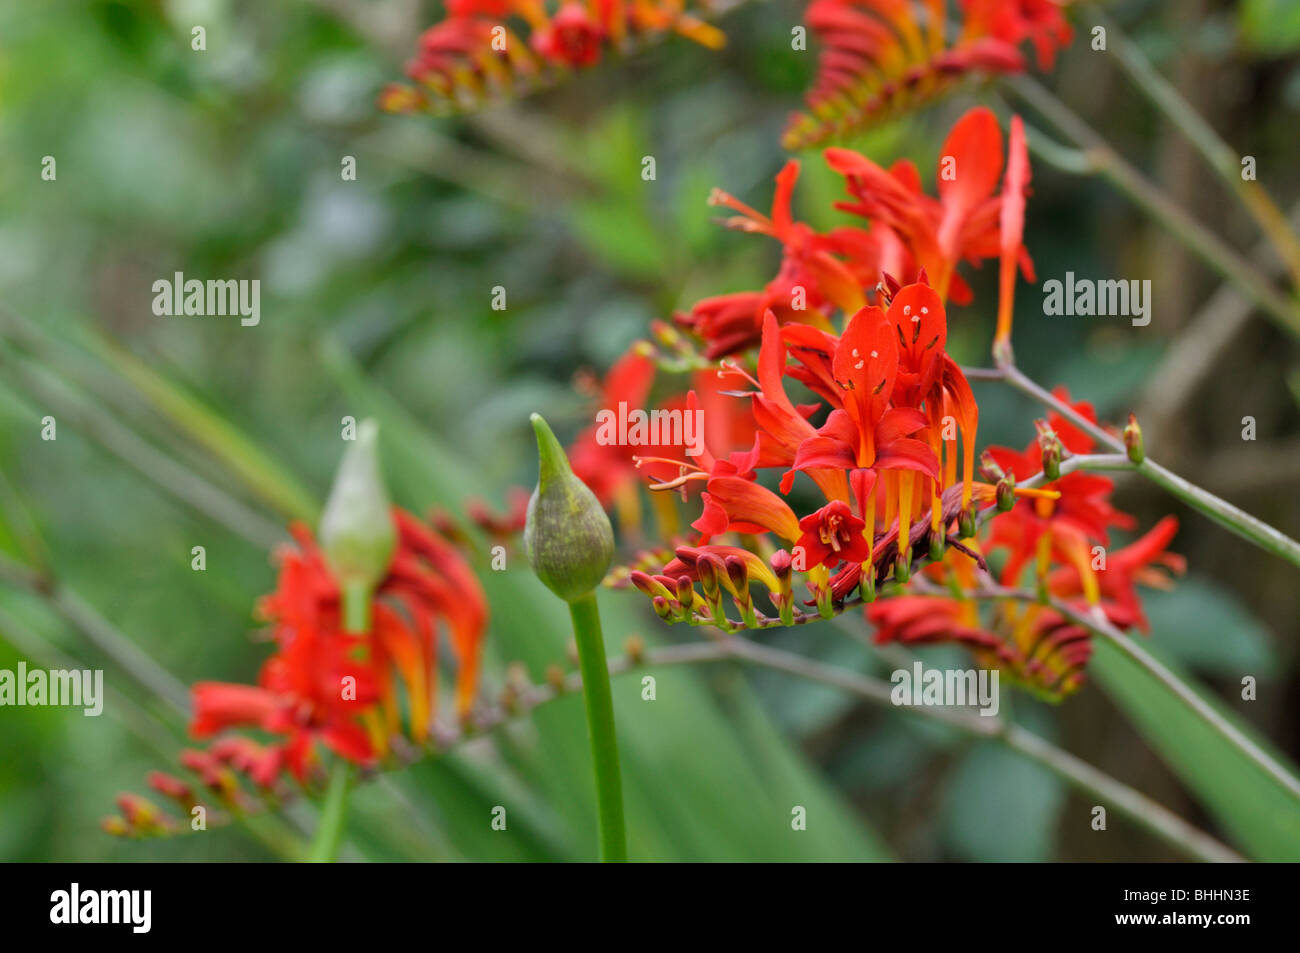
[
  {"left": 795, "top": 499, "right": 871, "bottom": 569},
  {"left": 1047, "top": 516, "right": 1184, "bottom": 632},
  {"left": 182, "top": 508, "right": 489, "bottom": 787},
  {"left": 785, "top": 0, "right": 1074, "bottom": 148},
  {"left": 693, "top": 475, "right": 801, "bottom": 543},
  {"left": 531, "top": 3, "right": 607, "bottom": 67},
  {"left": 383, "top": 0, "right": 727, "bottom": 113},
  {"left": 996, "top": 114, "right": 1032, "bottom": 350}
]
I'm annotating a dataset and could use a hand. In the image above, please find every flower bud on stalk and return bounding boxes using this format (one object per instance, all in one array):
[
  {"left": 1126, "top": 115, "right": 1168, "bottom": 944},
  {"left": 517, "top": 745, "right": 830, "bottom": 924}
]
[
  {"left": 523, "top": 414, "right": 615, "bottom": 602},
  {"left": 928, "top": 531, "right": 946, "bottom": 562},
  {"left": 697, "top": 553, "right": 729, "bottom": 624},
  {"left": 978, "top": 450, "right": 1006, "bottom": 485},
  {"left": 1124, "top": 413, "right": 1145, "bottom": 465},
  {"left": 894, "top": 550, "right": 912, "bottom": 584},
  {"left": 1036, "top": 420, "right": 1062, "bottom": 481},
  {"left": 523, "top": 413, "right": 626, "bottom": 862},
  {"left": 319, "top": 419, "right": 396, "bottom": 634},
  {"left": 996, "top": 471, "right": 1018, "bottom": 512},
  {"left": 958, "top": 506, "right": 977, "bottom": 540},
  {"left": 725, "top": 555, "right": 757, "bottom": 627},
  {"left": 861, "top": 561, "right": 877, "bottom": 603},
  {"left": 770, "top": 550, "right": 795, "bottom": 625},
  {"left": 675, "top": 574, "right": 695, "bottom": 608}
]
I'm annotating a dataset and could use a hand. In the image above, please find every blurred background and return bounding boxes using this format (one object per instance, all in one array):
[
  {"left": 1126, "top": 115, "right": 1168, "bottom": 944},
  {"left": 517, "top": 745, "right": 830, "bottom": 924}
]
[{"left": 0, "top": 0, "right": 1298, "bottom": 861}]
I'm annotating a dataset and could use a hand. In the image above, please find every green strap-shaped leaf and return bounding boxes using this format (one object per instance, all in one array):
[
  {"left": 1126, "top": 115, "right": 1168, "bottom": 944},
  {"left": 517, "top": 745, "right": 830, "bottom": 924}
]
[{"left": 1091, "top": 637, "right": 1300, "bottom": 861}]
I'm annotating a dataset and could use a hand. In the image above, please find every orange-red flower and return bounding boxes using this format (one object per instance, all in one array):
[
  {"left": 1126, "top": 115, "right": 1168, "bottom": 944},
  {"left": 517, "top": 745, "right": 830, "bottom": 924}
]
[
  {"left": 985, "top": 389, "right": 1135, "bottom": 598},
  {"left": 795, "top": 499, "right": 871, "bottom": 569},
  {"left": 785, "top": 0, "right": 1074, "bottom": 148},
  {"left": 383, "top": 0, "right": 726, "bottom": 113},
  {"left": 825, "top": 107, "right": 1035, "bottom": 303},
  {"left": 189, "top": 508, "right": 488, "bottom": 784}
]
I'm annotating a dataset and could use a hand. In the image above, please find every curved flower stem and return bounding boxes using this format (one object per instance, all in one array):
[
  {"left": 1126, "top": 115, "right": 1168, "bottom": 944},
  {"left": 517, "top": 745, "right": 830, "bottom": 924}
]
[
  {"left": 567, "top": 591, "right": 628, "bottom": 862},
  {"left": 439, "top": 637, "right": 1241, "bottom": 862},
  {"left": 957, "top": 583, "right": 1300, "bottom": 804},
  {"left": 1091, "top": 8, "right": 1300, "bottom": 287},
  {"left": 307, "top": 761, "right": 352, "bottom": 863},
  {"left": 1002, "top": 74, "right": 1300, "bottom": 339},
  {"left": 969, "top": 362, "right": 1300, "bottom": 569}
]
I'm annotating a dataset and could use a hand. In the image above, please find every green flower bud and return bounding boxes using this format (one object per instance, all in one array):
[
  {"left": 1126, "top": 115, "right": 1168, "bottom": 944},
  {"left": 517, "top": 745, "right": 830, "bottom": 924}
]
[
  {"left": 319, "top": 419, "right": 396, "bottom": 633},
  {"left": 1124, "top": 413, "right": 1145, "bottom": 465},
  {"left": 524, "top": 414, "right": 615, "bottom": 603}
]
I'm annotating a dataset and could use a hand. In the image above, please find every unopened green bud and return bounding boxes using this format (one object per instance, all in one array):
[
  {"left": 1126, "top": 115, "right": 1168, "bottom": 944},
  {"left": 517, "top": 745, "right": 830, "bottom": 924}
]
[
  {"left": 894, "top": 550, "right": 912, "bottom": 584},
  {"left": 928, "top": 532, "right": 946, "bottom": 562},
  {"left": 1124, "top": 413, "right": 1145, "bottom": 464},
  {"left": 861, "top": 567, "right": 877, "bottom": 604},
  {"left": 319, "top": 419, "right": 396, "bottom": 633},
  {"left": 996, "top": 472, "right": 1017, "bottom": 512},
  {"left": 1036, "top": 420, "right": 1062, "bottom": 481},
  {"left": 958, "top": 506, "right": 977, "bottom": 540},
  {"left": 524, "top": 414, "right": 615, "bottom": 603}
]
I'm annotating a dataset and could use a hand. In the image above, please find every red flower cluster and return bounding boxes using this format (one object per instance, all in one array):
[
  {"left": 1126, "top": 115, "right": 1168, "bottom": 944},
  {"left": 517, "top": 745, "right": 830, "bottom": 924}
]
[
  {"left": 785, "top": 0, "right": 1075, "bottom": 148},
  {"left": 867, "top": 387, "right": 1185, "bottom": 698},
  {"left": 104, "top": 509, "right": 488, "bottom": 836},
  {"left": 613, "top": 107, "right": 1178, "bottom": 700},
  {"left": 380, "top": 0, "right": 726, "bottom": 113},
  {"left": 678, "top": 106, "right": 1032, "bottom": 360}
]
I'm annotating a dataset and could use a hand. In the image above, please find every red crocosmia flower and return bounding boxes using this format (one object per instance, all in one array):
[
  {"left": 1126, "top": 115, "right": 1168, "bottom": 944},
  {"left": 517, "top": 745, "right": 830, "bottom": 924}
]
[
  {"left": 693, "top": 474, "right": 801, "bottom": 544},
  {"left": 791, "top": 298, "right": 938, "bottom": 479},
  {"left": 1047, "top": 516, "right": 1184, "bottom": 632},
  {"left": 531, "top": 3, "right": 607, "bottom": 68},
  {"left": 795, "top": 499, "right": 871, "bottom": 569},
  {"left": 786, "top": 291, "right": 944, "bottom": 564},
  {"left": 568, "top": 346, "right": 657, "bottom": 509},
  {"left": 190, "top": 508, "right": 488, "bottom": 784},
  {"left": 785, "top": 0, "right": 1073, "bottom": 148},
  {"left": 826, "top": 107, "right": 1035, "bottom": 304},
  {"left": 710, "top": 160, "right": 869, "bottom": 318},
  {"left": 985, "top": 392, "right": 1136, "bottom": 599},
  {"left": 868, "top": 595, "right": 1002, "bottom": 651},
  {"left": 962, "top": 0, "right": 1075, "bottom": 70}
]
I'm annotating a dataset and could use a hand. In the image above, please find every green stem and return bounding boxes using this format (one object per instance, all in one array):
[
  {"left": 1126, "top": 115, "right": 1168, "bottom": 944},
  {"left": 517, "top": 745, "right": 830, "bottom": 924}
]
[
  {"left": 958, "top": 583, "right": 1300, "bottom": 804},
  {"left": 567, "top": 591, "right": 627, "bottom": 862},
  {"left": 1135, "top": 457, "right": 1300, "bottom": 568},
  {"left": 307, "top": 761, "right": 352, "bottom": 863},
  {"left": 341, "top": 579, "right": 373, "bottom": 634},
  {"left": 1003, "top": 74, "right": 1300, "bottom": 340},
  {"left": 1091, "top": 8, "right": 1300, "bottom": 287},
  {"left": 978, "top": 362, "right": 1300, "bottom": 570}
]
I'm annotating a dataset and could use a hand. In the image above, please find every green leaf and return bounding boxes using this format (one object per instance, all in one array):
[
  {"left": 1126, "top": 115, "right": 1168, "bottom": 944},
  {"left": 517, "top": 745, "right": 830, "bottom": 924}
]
[
  {"left": 941, "top": 742, "right": 1065, "bottom": 862},
  {"left": 1090, "top": 637, "right": 1300, "bottom": 861},
  {"left": 1240, "top": 0, "right": 1300, "bottom": 57},
  {"left": 1142, "top": 575, "right": 1280, "bottom": 676}
]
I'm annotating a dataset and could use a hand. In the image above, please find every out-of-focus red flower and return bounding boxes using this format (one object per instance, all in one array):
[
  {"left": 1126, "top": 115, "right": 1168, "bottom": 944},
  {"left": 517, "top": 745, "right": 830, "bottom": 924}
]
[
  {"left": 384, "top": 0, "right": 726, "bottom": 113},
  {"left": 532, "top": 3, "right": 607, "bottom": 67},
  {"left": 962, "top": 0, "right": 1075, "bottom": 70},
  {"left": 985, "top": 389, "right": 1135, "bottom": 598},
  {"left": 786, "top": 0, "right": 1074, "bottom": 148},
  {"left": 569, "top": 347, "right": 658, "bottom": 509},
  {"left": 825, "top": 107, "right": 1035, "bottom": 303},
  {"left": 189, "top": 508, "right": 488, "bottom": 785},
  {"left": 1047, "top": 515, "right": 1185, "bottom": 632}
]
